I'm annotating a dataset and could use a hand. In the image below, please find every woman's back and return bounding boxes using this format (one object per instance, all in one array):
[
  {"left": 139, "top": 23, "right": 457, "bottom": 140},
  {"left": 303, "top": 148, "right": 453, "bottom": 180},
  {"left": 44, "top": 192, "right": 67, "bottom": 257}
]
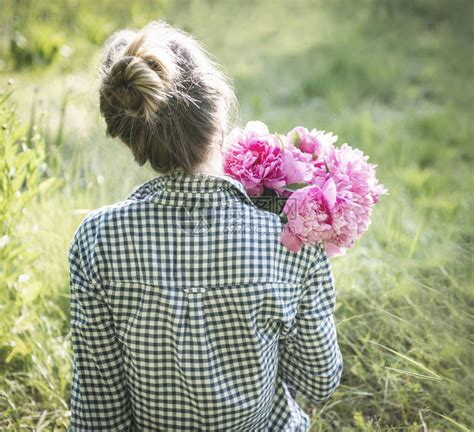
[
  {"left": 68, "top": 170, "right": 342, "bottom": 431},
  {"left": 68, "top": 19, "right": 342, "bottom": 431}
]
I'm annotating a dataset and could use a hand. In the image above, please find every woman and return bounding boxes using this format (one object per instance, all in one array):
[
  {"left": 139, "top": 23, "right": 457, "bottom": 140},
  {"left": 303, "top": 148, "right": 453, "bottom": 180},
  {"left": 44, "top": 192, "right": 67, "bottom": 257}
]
[{"left": 68, "top": 20, "right": 343, "bottom": 431}]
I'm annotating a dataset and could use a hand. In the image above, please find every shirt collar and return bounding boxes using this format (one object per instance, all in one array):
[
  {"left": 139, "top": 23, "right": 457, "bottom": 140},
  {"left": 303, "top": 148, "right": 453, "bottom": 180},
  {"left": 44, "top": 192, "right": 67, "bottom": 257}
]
[{"left": 127, "top": 168, "right": 256, "bottom": 208}]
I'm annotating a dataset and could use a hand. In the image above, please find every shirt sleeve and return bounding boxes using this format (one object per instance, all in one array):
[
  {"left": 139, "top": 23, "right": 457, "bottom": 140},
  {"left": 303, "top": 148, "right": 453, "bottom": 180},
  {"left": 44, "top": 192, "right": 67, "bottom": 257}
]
[
  {"left": 278, "top": 243, "right": 343, "bottom": 404},
  {"left": 68, "top": 235, "right": 132, "bottom": 431}
]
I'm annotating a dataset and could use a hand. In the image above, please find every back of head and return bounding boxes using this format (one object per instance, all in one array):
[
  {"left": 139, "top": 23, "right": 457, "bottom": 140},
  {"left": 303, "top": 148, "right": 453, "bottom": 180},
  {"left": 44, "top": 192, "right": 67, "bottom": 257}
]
[{"left": 99, "top": 20, "right": 237, "bottom": 174}]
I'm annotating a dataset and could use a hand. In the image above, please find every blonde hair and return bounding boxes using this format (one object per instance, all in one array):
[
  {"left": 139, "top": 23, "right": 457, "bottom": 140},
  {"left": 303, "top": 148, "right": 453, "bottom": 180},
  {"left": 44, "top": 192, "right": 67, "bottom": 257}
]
[{"left": 98, "top": 20, "right": 238, "bottom": 174}]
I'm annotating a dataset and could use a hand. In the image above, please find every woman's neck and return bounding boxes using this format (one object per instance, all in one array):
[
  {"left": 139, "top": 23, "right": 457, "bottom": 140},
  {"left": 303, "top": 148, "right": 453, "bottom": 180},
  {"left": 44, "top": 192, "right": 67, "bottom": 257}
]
[{"left": 192, "top": 142, "right": 225, "bottom": 177}]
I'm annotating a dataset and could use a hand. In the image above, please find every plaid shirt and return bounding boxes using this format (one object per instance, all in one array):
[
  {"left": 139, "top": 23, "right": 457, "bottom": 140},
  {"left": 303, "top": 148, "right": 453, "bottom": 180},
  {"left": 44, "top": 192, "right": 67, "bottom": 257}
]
[{"left": 68, "top": 169, "right": 343, "bottom": 431}]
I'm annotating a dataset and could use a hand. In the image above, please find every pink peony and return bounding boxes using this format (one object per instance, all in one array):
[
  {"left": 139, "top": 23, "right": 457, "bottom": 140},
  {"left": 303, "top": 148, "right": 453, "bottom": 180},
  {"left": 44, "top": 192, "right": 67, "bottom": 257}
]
[
  {"left": 286, "top": 126, "right": 337, "bottom": 161},
  {"left": 223, "top": 121, "right": 388, "bottom": 257},
  {"left": 323, "top": 144, "right": 387, "bottom": 253},
  {"left": 324, "top": 143, "right": 388, "bottom": 212},
  {"left": 286, "top": 126, "right": 340, "bottom": 187},
  {"left": 276, "top": 143, "right": 318, "bottom": 197},
  {"left": 222, "top": 121, "right": 287, "bottom": 196},
  {"left": 280, "top": 179, "right": 337, "bottom": 253},
  {"left": 280, "top": 143, "right": 388, "bottom": 256}
]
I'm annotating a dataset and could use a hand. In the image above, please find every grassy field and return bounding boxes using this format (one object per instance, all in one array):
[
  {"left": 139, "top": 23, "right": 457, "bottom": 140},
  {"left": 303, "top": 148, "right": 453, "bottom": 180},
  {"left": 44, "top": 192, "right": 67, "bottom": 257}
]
[{"left": 1, "top": 0, "right": 473, "bottom": 430}]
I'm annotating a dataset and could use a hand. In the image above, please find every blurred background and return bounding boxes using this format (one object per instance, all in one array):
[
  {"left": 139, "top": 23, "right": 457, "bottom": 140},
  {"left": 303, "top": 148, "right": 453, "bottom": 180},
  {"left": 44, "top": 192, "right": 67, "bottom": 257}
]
[{"left": 0, "top": 0, "right": 472, "bottom": 430}]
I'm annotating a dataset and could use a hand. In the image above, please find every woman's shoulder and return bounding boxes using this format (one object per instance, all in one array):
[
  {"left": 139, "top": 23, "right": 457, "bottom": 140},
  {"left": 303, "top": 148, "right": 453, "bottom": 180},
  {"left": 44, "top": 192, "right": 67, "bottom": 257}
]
[
  {"left": 69, "top": 199, "right": 138, "bottom": 252},
  {"left": 235, "top": 201, "right": 326, "bottom": 281}
]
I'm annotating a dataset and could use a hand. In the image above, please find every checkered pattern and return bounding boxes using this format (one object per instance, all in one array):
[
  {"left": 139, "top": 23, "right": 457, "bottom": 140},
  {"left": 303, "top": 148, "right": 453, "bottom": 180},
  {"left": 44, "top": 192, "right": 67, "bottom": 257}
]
[{"left": 68, "top": 169, "right": 343, "bottom": 431}]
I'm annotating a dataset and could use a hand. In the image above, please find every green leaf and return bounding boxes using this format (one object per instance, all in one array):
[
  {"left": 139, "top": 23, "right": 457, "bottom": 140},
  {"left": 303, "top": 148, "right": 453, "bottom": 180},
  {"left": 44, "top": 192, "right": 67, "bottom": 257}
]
[
  {"left": 262, "top": 186, "right": 277, "bottom": 197},
  {"left": 283, "top": 182, "right": 310, "bottom": 191}
]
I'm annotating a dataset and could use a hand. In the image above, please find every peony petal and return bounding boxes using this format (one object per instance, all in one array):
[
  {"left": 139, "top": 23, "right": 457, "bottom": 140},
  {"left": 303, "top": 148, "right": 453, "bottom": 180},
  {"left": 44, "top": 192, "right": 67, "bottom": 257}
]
[
  {"left": 322, "top": 177, "right": 337, "bottom": 210},
  {"left": 280, "top": 226, "right": 303, "bottom": 252},
  {"left": 245, "top": 120, "right": 270, "bottom": 136},
  {"left": 325, "top": 242, "right": 346, "bottom": 257}
]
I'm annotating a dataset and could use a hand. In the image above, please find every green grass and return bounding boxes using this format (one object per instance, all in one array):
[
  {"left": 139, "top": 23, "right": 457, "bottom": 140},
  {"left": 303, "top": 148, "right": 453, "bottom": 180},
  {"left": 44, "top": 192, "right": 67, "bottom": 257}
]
[{"left": 1, "top": 0, "right": 473, "bottom": 430}]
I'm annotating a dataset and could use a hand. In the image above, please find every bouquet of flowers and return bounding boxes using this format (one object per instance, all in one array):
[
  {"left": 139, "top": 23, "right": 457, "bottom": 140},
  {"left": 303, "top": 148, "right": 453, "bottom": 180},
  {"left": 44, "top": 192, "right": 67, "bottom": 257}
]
[{"left": 222, "top": 121, "right": 388, "bottom": 257}]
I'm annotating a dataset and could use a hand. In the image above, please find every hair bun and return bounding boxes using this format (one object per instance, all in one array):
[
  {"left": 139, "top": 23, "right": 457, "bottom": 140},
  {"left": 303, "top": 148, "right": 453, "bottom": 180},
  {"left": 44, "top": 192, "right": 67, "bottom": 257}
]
[
  {"left": 99, "top": 20, "right": 237, "bottom": 174},
  {"left": 100, "top": 33, "right": 173, "bottom": 123}
]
